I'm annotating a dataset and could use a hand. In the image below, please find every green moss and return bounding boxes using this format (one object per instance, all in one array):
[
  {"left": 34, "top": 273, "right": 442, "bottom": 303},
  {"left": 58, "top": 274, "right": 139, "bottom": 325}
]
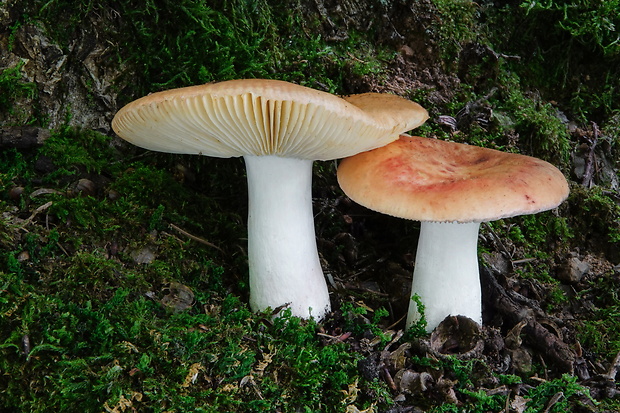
[
  {"left": 523, "top": 374, "right": 594, "bottom": 413},
  {"left": 409, "top": 356, "right": 509, "bottom": 412},
  {"left": 341, "top": 301, "right": 393, "bottom": 344},
  {"left": 0, "top": 60, "right": 37, "bottom": 119},
  {"left": 431, "top": 0, "right": 480, "bottom": 62},
  {"left": 0, "top": 288, "right": 374, "bottom": 411},
  {"left": 418, "top": 68, "right": 573, "bottom": 168},
  {"left": 38, "top": 126, "right": 120, "bottom": 176},
  {"left": 486, "top": 1, "right": 620, "bottom": 121},
  {"left": 483, "top": 211, "right": 573, "bottom": 311},
  {"left": 576, "top": 271, "right": 620, "bottom": 358},
  {"left": 545, "top": 284, "right": 570, "bottom": 311},
  {"left": 567, "top": 186, "right": 620, "bottom": 261},
  {"left": 520, "top": 0, "right": 620, "bottom": 57},
  {"left": 514, "top": 213, "right": 573, "bottom": 253},
  {"left": 0, "top": 148, "right": 31, "bottom": 191},
  {"left": 411, "top": 357, "right": 593, "bottom": 412},
  {"left": 485, "top": 211, "right": 572, "bottom": 283},
  {"left": 488, "top": 71, "right": 572, "bottom": 166}
]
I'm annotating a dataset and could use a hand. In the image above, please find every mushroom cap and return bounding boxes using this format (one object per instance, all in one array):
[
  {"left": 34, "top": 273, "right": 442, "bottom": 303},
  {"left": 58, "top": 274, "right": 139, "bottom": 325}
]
[
  {"left": 112, "top": 79, "right": 428, "bottom": 160},
  {"left": 337, "top": 135, "right": 570, "bottom": 222}
]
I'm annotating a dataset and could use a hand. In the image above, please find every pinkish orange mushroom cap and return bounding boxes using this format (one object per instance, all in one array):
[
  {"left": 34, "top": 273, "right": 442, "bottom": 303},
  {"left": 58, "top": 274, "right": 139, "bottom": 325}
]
[{"left": 337, "top": 135, "right": 570, "bottom": 223}]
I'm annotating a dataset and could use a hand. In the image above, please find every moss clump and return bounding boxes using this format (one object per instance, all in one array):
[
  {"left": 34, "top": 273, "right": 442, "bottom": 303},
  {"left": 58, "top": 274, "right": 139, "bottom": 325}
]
[
  {"left": 577, "top": 276, "right": 620, "bottom": 359},
  {"left": 566, "top": 185, "right": 620, "bottom": 261},
  {"left": 431, "top": 0, "right": 480, "bottom": 62},
  {"left": 485, "top": 0, "right": 620, "bottom": 122},
  {"left": 0, "top": 60, "right": 38, "bottom": 121},
  {"left": 495, "top": 73, "right": 572, "bottom": 167},
  {"left": 520, "top": 0, "right": 620, "bottom": 57},
  {"left": 0, "top": 286, "right": 371, "bottom": 412}
]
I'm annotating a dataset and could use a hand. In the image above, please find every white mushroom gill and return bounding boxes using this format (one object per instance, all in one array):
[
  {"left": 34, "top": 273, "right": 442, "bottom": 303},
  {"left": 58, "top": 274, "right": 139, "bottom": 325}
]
[
  {"left": 406, "top": 221, "right": 482, "bottom": 332},
  {"left": 244, "top": 154, "right": 330, "bottom": 320}
]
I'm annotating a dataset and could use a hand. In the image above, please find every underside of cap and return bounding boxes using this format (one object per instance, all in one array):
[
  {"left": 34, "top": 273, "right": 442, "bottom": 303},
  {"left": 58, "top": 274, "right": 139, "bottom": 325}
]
[
  {"left": 337, "top": 135, "right": 570, "bottom": 222},
  {"left": 111, "top": 79, "right": 428, "bottom": 160}
]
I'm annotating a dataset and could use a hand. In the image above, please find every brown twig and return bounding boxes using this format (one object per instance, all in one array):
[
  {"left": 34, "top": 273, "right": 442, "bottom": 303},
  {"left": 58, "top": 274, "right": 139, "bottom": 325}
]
[
  {"left": 482, "top": 222, "right": 513, "bottom": 259},
  {"left": 511, "top": 258, "right": 537, "bottom": 265},
  {"left": 605, "top": 350, "right": 620, "bottom": 380},
  {"left": 381, "top": 366, "right": 397, "bottom": 391},
  {"left": 18, "top": 201, "right": 53, "bottom": 229},
  {"left": 169, "top": 223, "right": 223, "bottom": 252},
  {"left": 542, "top": 391, "right": 564, "bottom": 413},
  {"left": 581, "top": 122, "right": 599, "bottom": 188},
  {"left": 386, "top": 313, "right": 407, "bottom": 330}
]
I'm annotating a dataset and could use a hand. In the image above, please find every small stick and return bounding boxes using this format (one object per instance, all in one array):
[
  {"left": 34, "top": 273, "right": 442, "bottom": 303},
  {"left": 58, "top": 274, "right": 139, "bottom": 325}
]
[
  {"left": 605, "top": 350, "right": 620, "bottom": 380},
  {"left": 316, "top": 332, "right": 340, "bottom": 340},
  {"left": 482, "top": 222, "right": 513, "bottom": 259},
  {"left": 581, "top": 122, "right": 599, "bottom": 188},
  {"left": 19, "top": 201, "right": 53, "bottom": 228},
  {"left": 512, "top": 257, "right": 537, "bottom": 265},
  {"left": 542, "top": 392, "right": 563, "bottom": 413},
  {"left": 56, "top": 242, "right": 70, "bottom": 257},
  {"left": 502, "top": 390, "right": 511, "bottom": 413},
  {"left": 317, "top": 332, "right": 352, "bottom": 342},
  {"left": 169, "top": 223, "right": 223, "bottom": 252},
  {"left": 386, "top": 313, "right": 407, "bottom": 330},
  {"left": 382, "top": 366, "right": 397, "bottom": 391}
]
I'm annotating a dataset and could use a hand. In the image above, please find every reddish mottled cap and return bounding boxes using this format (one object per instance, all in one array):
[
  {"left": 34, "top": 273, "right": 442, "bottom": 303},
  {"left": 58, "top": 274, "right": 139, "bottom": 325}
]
[
  {"left": 112, "top": 79, "right": 429, "bottom": 160},
  {"left": 337, "top": 135, "right": 570, "bottom": 222}
]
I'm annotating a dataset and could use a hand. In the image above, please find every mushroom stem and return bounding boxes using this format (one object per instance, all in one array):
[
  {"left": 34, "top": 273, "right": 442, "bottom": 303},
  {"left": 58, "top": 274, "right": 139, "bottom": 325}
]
[
  {"left": 406, "top": 221, "right": 482, "bottom": 332},
  {"left": 244, "top": 155, "right": 330, "bottom": 320}
]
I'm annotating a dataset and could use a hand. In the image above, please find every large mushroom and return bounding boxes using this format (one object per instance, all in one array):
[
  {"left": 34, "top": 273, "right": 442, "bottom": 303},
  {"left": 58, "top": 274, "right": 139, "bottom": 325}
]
[
  {"left": 337, "top": 135, "right": 569, "bottom": 331},
  {"left": 112, "top": 79, "right": 428, "bottom": 320}
]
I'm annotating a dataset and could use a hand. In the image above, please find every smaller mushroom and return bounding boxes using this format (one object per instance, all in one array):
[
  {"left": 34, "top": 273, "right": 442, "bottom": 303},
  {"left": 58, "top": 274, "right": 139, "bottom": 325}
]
[{"left": 337, "top": 135, "right": 569, "bottom": 331}]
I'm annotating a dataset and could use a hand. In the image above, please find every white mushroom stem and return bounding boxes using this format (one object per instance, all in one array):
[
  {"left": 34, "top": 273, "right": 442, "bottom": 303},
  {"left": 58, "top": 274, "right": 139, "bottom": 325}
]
[
  {"left": 244, "top": 155, "right": 331, "bottom": 320},
  {"left": 406, "top": 221, "right": 482, "bottom": 332}
]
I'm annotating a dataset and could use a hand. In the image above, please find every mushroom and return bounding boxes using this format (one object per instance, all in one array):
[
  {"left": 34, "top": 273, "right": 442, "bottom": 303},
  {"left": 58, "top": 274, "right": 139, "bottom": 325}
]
[
  {"left": 337, "top": 135, "right": 569, "bottom": 331},
  {"left": 112, "top": 79, "right": 428, "bottom": 320}
]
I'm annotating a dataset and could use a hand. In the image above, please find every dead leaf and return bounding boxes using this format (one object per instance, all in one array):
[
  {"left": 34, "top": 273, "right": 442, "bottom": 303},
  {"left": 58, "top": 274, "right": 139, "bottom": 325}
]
[
  {"left": 161, "top": 282, "right": 194, "bottom": 313},
  {"left": 182, "top": 363, "right": 203, "bottom": 388},
  {"left": 511, "top": 395, "right": 530, "bottom": 413}
]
